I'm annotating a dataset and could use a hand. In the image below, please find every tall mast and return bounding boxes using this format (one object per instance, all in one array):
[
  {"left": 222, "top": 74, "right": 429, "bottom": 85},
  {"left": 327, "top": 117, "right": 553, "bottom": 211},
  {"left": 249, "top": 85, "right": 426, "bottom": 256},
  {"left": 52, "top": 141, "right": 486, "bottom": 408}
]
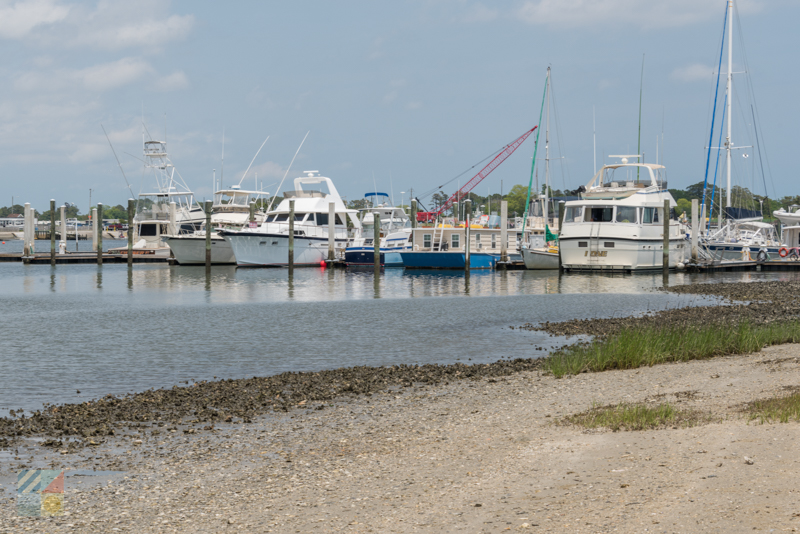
[
  {"left": 725, "top": 0, "right": 733, "bottom": 218},
  {"left": 543, "top": 67, "right": 551, "bottom": 225}
]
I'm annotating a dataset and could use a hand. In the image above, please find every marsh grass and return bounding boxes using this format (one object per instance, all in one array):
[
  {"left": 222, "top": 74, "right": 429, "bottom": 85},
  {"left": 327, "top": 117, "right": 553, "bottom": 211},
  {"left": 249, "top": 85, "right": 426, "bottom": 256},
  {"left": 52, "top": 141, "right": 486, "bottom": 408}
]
[
  {"left": 744, "top": 392, "right": 800, "bottom": 424},
  {"left": 544, "top": 320, "right": 800, "bottom": 378},
  {"left": 564, "top": 402, "right": 703, "bottom": 432}
]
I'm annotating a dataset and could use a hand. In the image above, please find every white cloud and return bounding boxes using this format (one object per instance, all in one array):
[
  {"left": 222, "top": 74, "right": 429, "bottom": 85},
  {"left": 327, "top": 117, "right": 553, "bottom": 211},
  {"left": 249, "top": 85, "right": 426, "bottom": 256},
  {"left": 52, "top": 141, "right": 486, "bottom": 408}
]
[
  {"left": 72, "top": 12, "right": 194, "bottom": 50},
  {"left": 516, "top": 0, "right": 763, "bottom": 29},
  {"left": 671, "top": 63, "right": 714, "bottom": 83},
  {"left": 154, "top": 71, "right": 188, "bottom": 92},
  {"left": 0, "top": 0, "right": 69, "bottom": 39},
  {"left": 78, "top": 57, "right": 153, "bottom": 91}
]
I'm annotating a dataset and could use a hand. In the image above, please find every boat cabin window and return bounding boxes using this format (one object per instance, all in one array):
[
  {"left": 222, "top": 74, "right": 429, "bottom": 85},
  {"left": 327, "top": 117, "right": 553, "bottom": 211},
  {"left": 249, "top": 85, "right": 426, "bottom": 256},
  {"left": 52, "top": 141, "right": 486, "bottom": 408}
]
[
  {"left": 616, "top": 207, "right": 638, "bottom": 224},
  {"left": 423, "top": 234, "right": 432, "bottom": 248},
  {"left": 139, "top": 223, "right": 158, "bottom": 236},
  {"left": 584, "top": 207, "right": 614, "bottom": 222},
  {"left": 642, "top": 207, "right": 659, "bottom": 224},
  {"left": 294, "top": 213, "right": 307, "bottom": 222},
  {"left": 273, "top": 214, "right": 289, "bottom": 222},
  {"left": 563, "top": 206, "right": 583, "bottom": 223},
  {"left": 316, "top": 213, "right": 328, "bottom": 226},
  {"left": 451, "top": 233, "right": 460, "bottom": 250}
]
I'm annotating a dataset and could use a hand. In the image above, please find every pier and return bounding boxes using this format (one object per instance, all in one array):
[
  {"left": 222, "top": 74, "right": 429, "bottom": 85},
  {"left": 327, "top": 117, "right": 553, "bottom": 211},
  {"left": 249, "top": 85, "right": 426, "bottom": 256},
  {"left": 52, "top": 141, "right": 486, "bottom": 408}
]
[{"left": 0, "top": 252, "right": 167, "bottom": 264}]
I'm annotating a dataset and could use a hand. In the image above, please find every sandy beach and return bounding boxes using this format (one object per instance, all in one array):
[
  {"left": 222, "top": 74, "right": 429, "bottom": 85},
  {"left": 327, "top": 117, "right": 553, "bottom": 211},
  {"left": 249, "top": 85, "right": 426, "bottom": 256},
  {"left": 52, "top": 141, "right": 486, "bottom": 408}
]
[{"left": 2, "top": 343, "right": 800, "bottom": 533}]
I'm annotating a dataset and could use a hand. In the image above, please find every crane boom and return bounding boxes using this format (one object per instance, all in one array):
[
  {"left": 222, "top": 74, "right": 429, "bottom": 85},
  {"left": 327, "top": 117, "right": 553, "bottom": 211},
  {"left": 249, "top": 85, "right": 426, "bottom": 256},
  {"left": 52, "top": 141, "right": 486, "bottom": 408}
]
[{"left": 418, "top": 126, "right": 537, "bottom": 222}]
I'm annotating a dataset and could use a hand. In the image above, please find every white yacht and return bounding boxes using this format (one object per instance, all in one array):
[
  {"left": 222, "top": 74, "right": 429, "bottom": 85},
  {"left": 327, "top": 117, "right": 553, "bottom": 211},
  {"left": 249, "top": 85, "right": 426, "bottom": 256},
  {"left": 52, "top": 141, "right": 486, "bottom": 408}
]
[
  {"left": 163, "top": 185, "right": 267, "bottom": 264},
  {"left": 559, "top": 157, "right": 686, "bottom": 271},
  {"left": 220, "top": 171, "right": 361, "bottom": 266},
  {"left": 344, "top": 194, "right": 412, "bottom": 267},
  {"left": 109, "top": 140, "right": 205, "bottom": 257}
]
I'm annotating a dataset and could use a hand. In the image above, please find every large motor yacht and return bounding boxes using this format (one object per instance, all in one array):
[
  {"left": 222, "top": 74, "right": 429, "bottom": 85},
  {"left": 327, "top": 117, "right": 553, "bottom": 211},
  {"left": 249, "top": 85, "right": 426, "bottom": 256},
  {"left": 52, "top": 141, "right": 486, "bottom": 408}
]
[
  {"left": 162, "top": 185, "right": 267, "bottom": 264},
  {"left": 220, "top": 171, "right": 361, "bottom": 266},
  {"left": 559, "top": 157, "right": 686, "bottom": 271}
]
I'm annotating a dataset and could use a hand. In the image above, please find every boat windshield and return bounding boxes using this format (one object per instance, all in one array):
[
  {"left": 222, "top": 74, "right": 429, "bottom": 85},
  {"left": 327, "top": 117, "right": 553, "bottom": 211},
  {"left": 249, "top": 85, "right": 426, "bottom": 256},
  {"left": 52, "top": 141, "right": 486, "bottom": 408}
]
[
  {"left": 563, "top": 206, "right": 583, "bottom": 223},
  {"left": 213, "top": 191, "right": 257, "bottom": 207},
  {"left": 584, "top": 206, "right": 614, "bottom": 222}
]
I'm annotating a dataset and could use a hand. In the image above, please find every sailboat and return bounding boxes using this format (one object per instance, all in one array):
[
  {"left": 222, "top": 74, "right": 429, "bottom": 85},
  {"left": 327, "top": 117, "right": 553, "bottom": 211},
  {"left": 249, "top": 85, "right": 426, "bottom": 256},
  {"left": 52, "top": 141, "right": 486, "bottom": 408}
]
[
  {"left": 521, "top": 67, "right": 560, "bottom": 270},
  {"left": 699, "top": 0, "right": 781, "bottom": 261}
]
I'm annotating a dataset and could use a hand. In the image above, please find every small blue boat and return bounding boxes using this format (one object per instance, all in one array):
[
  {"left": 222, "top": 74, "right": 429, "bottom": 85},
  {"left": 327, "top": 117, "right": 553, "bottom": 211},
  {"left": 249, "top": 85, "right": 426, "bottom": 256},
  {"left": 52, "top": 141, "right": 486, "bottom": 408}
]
[
  {"left": 399, "top": 251, "right": 496, "bottom": 269},
  {"left": 344, "top": 248, "right": 405, "bottom": 267}
]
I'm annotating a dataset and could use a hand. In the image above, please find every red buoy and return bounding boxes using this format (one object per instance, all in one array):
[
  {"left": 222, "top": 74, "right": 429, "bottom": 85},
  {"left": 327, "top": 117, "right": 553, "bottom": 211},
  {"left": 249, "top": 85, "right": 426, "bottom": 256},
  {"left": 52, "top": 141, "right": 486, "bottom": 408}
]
[{"left": 320, "top": 261, "right": 326, "bottom": 268}]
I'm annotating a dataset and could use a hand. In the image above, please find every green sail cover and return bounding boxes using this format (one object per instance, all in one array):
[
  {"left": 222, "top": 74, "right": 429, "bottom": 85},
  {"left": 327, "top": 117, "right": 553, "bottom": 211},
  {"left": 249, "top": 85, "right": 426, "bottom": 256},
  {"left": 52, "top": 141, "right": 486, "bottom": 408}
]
[{"left": 545, "top": 224, "right": 559, "bottom": 243}]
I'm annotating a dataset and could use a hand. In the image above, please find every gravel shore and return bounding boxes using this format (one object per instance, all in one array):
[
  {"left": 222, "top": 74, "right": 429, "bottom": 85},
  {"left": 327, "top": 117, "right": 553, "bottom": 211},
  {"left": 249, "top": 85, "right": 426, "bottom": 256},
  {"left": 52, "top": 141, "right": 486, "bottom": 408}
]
[{"left": 3, "top": 280, "right": 800, "bottom": 532}]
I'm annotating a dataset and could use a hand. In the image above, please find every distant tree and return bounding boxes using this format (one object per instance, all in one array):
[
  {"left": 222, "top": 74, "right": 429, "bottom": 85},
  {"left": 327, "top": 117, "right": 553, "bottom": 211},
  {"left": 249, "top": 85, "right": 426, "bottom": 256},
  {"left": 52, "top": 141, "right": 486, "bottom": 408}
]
[
  {"left": 347, "top": 198, "right": 370, "bottom": 210},
  {"left": 504, "top": 184, "right": 530, "bottom": 216},
  {"left": 676, "top": 198, "right": 692, "bottom": 217}
]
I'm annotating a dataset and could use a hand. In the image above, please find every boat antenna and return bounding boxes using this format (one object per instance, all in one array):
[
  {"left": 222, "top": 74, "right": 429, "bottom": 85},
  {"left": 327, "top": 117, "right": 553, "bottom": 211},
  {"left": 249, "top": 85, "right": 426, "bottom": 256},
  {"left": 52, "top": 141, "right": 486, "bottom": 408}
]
[
  {"left": 237, "top": 135, "right": 270, "bottom": 187},
  {"left": 372, "top": 172, "right": 379, "bottom": 207},
  {"left": 267, "top": 131, "right": 310, "bottom": 212},
  {"left": 636, "top": 53, "right": 644, "bottom": 182},
  {"left": 221, "top": 128, "right": 225, "bottom": 187},
  {"left": 101, "top": 124, "right": 135, "bottom": 199}
]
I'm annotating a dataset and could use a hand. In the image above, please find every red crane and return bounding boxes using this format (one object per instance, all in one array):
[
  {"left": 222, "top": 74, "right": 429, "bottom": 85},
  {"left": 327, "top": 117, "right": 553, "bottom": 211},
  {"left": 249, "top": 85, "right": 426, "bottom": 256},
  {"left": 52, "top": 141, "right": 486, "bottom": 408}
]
[{"left": 416, "top": 126, "right": 537, "bottom": 223}]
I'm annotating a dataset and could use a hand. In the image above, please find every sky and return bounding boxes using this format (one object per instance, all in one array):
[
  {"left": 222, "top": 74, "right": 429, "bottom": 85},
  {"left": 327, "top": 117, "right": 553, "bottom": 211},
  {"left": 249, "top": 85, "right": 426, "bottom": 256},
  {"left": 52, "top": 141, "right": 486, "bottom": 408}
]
[{"left": 0, "top": 0, "right": 797, "bottom": 213}]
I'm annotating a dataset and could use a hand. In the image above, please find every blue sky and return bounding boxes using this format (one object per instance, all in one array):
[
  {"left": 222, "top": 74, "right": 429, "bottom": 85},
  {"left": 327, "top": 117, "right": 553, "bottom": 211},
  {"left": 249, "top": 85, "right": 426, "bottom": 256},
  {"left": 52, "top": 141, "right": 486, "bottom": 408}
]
[{"left": 0, "top": 0, "right": 795, "bottom": 213}]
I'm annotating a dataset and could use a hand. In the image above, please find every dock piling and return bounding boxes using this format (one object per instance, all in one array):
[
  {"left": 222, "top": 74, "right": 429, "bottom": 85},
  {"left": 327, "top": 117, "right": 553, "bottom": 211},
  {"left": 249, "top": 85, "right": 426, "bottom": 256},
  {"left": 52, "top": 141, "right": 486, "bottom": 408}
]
[
  {"left": 464, "top": 199, "right": 471, "bottom": 272},
  {"left": 169, "top": 202, "right": 177, "bottom": 237},
  {"left": 328, "top": 202, "right": 335, "bottom": 261},
  {"left": 558, "top": 201, "right": 565, "bottom": 272},
  {"left": 127, "top": 199, "right": 134, "bottom": 267},
  {"left": 23, "top": 203, "right": 31, "bottom": 258},
  {"left": 288, "top": 199, "right": 295, "bottom": 273},
  {"left": 96, "top": 203, "right": 103, "bottom": 266},
  {"left": 691, "top": 199, "right": 698, "bottom": 262},
  {"left": 50, "top": 200, "right": 55, "bottom": 265},
  {"left": 663, "top": 199, "right": 669, "bottom": 276},
  {"left": 204, "top": 200, "right": 212, "bottom": 270},
  {"left": 500, "top": 200, "right": 508, "bottom": 265},
  {"left": 374, "top": 212, "right": 380, "bottom": 275},
  {"left": 91, "top": 208, "right": 98, "bottom": 252},
  {"left": 249, "top": 201, "right": 255, "bottom": 225}
]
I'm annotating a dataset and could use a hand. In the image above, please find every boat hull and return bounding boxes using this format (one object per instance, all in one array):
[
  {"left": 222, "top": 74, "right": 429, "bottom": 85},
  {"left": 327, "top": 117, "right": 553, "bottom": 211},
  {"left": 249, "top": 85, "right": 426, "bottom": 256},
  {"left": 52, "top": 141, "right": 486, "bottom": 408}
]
[
  {"left": 520, "top": 248, "right": 559, "bottom": 270},
  {"left": 223, "top": 232, "right": 347, "bottom": 267},
  {"left": 344, "top": 247, "right": 407, "bottom": 267},
  {"left": 163, "top": 235, "right": 236, "bottom": 264},
  {"left": 559, "top": 236, "right": 686, "bottom": 271},
  {"left": 399, "top": 251, "right": 496, "bottom": 269}
]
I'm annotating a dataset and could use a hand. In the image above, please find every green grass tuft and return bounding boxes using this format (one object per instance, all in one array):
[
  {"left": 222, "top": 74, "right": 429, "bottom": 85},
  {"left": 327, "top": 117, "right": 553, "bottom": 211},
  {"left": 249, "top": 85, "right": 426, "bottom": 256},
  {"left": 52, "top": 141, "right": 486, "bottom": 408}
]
[
  {"left": 564, "top": 402, "right": 702, "bottom": 432},
  {"left": 745, "top": 392, "right": 800, "bottom": 424},
  {"left": 544, "top": 320, "right": 800, "bottom": 378}
]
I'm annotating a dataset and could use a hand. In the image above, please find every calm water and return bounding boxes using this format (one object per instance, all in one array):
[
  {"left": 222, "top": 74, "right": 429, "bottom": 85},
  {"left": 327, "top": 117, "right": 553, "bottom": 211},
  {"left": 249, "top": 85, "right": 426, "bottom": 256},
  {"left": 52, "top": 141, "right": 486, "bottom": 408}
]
[{"left": 3, "top": 254, "right": 799, "bottom": 414}]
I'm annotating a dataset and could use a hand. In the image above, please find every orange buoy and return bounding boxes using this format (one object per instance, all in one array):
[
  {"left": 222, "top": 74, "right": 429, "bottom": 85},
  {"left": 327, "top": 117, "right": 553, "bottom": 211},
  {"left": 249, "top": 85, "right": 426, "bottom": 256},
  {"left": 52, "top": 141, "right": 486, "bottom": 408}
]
[{"left": 779, "top": 247, "right": 789, "bottom": 258}]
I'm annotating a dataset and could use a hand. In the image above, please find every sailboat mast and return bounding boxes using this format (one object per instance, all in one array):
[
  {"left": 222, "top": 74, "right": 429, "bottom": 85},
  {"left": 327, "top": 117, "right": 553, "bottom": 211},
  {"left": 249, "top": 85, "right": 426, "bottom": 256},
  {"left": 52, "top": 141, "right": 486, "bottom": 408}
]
[
  {"left": 544, "top": 67, "right": 551, "bottom": 225},
  {"left": 725, "top": 0, "right": 733, "bottom": 219}
]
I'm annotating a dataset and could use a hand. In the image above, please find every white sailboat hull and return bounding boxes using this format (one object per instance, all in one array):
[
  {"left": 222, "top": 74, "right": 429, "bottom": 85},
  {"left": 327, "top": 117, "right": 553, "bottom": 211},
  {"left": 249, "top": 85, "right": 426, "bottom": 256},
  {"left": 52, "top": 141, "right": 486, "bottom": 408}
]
[{"left": 521, "top": 248, "right": 559, "bottom": 270}]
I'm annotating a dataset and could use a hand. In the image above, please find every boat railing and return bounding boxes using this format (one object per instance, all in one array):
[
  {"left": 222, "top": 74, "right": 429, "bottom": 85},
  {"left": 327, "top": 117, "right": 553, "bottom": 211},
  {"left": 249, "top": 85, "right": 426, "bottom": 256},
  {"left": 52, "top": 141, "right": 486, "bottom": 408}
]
[{"left": 261, "top": 221, "right": 349, "bottom": 239}]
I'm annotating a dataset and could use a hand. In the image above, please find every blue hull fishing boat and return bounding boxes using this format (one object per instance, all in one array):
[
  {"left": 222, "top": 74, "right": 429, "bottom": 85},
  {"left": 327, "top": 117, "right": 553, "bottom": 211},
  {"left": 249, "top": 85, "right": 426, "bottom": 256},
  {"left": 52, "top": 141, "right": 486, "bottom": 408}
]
[{"left": 399, "top": 251, "right": 496, "bottom": 269}]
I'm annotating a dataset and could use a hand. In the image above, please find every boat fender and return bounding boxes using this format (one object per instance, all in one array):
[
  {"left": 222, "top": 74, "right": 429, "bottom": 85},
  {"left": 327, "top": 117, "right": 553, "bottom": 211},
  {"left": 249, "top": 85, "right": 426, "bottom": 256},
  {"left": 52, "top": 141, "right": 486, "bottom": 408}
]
[
  {"left": 779, "top": 247, "right": 789, "bottom": 258},
  {"left": 791, "top": 249, "right": 800, "bottom": 260},
  {"left": 757, "top": 250, "right": 768, "bottom": 263}
]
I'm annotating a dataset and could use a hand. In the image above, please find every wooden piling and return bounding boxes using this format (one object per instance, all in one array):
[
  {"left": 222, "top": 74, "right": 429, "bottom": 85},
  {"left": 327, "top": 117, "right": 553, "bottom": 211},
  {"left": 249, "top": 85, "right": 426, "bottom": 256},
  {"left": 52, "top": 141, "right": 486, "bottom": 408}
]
[
  {"left": 96, "top": 203, "right": 103, "bottom": 265},
  {"left": 50, "top": 200, "right": 56, "bottom": 265},
  {"left": 373, "top": 212, "right": 380, "bottom": 275},
  {"left": 204, "top": 200, "right": 212, "bottom": 270},
  {"left": 127, "top": 198, "right": 134, "bottom": 267},
  {"left": 169, "top": 202, "right": 177, "bottom": 237},
  {"left": 411, "top": 199, "right": 417, "bottom": 229},
  {"left": 97, "top": 204, "right": 104, "bottom": 264},
  {"left": 691, "top": 199, "right": 698, "bottom": 261},
  {"left": 663, "top": 199, "right": 670, "bottom": 275},
  {"left": 288, "top": 199, "right": 295, "bottom": 272},
  {"left": 500, "top": 200, "right": 508, "bottom": 264},
  {"left": 249, "top": 201, "right": 256, "bottom": 225},
  {"left": 464, "top": 199, "right": 471, "bottom": 272},
  {"left": 23, "top": 203, "right": 31, "bottom": 257},
  {"left": 558, "top": 201, "right": 565, "bottom": 272},
  {"left": 328, "top": 202, "right": 335, "bottom": 261},
  {"left": 91, "top": 208, "right": 98, "bottom": 252}
]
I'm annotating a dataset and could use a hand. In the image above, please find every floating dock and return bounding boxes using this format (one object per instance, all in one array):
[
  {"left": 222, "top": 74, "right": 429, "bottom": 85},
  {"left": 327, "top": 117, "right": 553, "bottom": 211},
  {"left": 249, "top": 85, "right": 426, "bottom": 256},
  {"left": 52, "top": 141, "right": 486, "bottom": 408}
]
[{"left": 0, "top": 253, "right": 167, "bottom": 264}]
